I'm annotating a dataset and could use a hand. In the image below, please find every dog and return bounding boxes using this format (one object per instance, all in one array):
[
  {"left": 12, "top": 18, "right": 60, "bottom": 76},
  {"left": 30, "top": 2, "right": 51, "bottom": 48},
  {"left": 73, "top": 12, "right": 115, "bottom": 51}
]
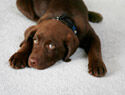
[{"left": 9, "top": 0, "right": 107, "bottom": 77}]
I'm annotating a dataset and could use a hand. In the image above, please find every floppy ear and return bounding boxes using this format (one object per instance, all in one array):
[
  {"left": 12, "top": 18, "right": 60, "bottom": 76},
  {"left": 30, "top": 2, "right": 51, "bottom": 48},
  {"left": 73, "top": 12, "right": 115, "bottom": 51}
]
[
  {"left": 16, "top": 0, "right": 39, "bottom": 21},
  {"left": 20, "top": 26, "right": 37, "bottom": 47},
  {"left": 24, "top": 26, "right": 38, "bottom": 41},
  {"left": 64, "top": 34, "right": 79, "bottom": 62}
]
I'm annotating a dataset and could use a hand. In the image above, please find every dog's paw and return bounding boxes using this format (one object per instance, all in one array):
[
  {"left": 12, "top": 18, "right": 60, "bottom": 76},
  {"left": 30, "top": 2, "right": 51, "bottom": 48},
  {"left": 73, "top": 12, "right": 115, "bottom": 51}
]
[
  {"left": 9, "top": 52, "right": 27, "bottom": 69},
  {"left": 88, "top": 61, "right": 107, "bottom": 77}
]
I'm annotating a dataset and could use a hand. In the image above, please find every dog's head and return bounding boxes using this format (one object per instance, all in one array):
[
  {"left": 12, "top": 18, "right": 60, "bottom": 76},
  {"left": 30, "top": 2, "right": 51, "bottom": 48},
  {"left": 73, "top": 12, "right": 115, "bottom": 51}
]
[{"left": 25, "top": 19, "right": 79, "bottom": 69}]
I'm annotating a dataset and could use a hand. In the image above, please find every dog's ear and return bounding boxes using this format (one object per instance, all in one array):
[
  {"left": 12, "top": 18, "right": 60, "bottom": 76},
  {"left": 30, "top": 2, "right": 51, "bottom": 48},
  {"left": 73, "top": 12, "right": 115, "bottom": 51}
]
[
  {"left": 24, "top": 25, "right": 38, "bottom": 41},
  {"left": 64, "top": 34, "right": 79, "bottom": 62},
  {"left": 16, "top": 0, "right": 38, "bottom": 21},
  {"left": 20, "top": 26, "right": 37, "bottom": 47}
]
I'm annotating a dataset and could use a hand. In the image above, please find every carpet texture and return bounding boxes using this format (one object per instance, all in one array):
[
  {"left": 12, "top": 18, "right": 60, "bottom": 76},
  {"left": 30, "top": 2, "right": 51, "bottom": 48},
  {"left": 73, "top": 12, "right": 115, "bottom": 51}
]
[{"left": 0, "top": 0, "right": 125, "bottom": 95}]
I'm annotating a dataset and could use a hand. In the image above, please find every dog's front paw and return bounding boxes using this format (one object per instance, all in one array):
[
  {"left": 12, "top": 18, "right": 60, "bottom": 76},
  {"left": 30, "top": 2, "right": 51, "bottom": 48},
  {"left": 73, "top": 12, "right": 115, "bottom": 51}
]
[
  {"left": 88, "top": 61, "right": 107, "bottom": 77},
  {"left": 9, "top": 52, "right": 28, "bottom": 69}
]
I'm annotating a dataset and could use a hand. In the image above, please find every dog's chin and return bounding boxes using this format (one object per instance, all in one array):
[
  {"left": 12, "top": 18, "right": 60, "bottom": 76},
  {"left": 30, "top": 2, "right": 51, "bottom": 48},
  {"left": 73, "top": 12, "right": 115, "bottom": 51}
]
[{"left": 28, "top": 61, "right": 56, "bottom": 70}]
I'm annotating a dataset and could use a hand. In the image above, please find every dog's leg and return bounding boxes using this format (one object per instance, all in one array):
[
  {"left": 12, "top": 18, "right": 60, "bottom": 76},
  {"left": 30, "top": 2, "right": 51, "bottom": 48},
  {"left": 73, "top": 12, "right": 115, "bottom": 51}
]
[
  {"left": 80, "top": 25, "right": 107, "bottom": 77},
  {"left": 9, "top": 39, "right": 33, "bottom": 69},
  {"left": 16, "top": 0, "right": 39, "bottom": 21},
  {"left": 9, "top": 26, "right": 37, "bottom": 69}
]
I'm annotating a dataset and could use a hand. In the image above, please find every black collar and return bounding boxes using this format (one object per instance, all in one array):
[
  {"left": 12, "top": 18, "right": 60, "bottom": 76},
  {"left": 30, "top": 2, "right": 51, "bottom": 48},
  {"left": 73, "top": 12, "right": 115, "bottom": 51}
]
[{"left": 54, "top": 14, "right": 78, "bottom": 35}]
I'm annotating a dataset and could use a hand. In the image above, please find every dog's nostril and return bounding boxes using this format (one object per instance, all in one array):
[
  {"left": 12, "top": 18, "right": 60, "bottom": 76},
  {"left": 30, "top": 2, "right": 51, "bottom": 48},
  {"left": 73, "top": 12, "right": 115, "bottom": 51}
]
[
  {"left": 30, "top": 58, "right": 37, "bottom": 66},
  {"left": 31, "top": 61, "right": 35, "bottom": 65}
]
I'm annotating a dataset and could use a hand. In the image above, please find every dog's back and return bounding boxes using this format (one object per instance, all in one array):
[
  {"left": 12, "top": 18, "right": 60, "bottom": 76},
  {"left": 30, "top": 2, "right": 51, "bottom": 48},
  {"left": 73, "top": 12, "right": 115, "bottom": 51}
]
[
  {"left": 17, "top": 0, "right": 102, "bottom": 23},
  {"left": 32, "top": 0, "right": 88, "bottom": 18}
]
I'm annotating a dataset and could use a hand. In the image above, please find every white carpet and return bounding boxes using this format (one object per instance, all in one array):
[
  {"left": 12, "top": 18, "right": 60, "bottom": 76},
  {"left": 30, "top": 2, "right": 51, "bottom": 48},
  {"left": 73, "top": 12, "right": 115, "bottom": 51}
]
[{"left": 0, "top": 0, "right": 125, "bottom": 95}]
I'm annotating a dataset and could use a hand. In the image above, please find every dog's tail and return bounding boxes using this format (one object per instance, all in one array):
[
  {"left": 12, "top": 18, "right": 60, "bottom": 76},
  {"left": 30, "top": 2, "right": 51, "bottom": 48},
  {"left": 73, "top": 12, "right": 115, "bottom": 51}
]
[{"left": 88, "top": 11, "right": 103, "bottom": 23}]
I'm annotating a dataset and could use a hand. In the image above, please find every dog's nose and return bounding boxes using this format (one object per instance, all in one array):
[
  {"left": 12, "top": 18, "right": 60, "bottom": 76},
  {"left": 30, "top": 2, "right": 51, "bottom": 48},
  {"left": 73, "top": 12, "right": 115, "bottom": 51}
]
[{"left": 29, "top": 57, "right": 38, "bottom": 67}]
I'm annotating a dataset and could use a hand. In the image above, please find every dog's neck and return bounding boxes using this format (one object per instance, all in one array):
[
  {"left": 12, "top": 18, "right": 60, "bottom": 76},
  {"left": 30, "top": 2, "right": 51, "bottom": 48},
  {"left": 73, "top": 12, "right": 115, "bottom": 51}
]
[
  {"left": 38, "top": 14, "right": 78, "bottom": 35},
  {"left": 54, "top": 14, "right": 77, "bottom": 35}
]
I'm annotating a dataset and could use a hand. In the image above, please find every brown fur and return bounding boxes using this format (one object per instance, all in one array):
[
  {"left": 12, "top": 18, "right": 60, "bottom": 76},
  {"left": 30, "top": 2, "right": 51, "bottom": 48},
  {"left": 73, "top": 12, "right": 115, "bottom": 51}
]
[{"left": 9, "top": 0, "right": 107, "bottom": 77}]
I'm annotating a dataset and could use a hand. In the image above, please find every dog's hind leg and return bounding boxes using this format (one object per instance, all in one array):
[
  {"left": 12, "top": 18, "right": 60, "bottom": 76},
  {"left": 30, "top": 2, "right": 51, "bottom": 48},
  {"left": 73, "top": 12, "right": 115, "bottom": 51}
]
[
  {"left": 88, "top": 11, "right": 103, "bottom": 23},
  {"left": 16, "top": 0, "right": 39, "bottom": 21}
]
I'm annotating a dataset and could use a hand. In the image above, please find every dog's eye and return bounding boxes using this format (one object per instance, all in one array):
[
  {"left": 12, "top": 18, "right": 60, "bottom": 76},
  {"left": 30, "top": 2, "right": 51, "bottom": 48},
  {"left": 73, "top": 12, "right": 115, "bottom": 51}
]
[
  {"left": 33, "top": 39, "right": 38, "bottom": 44},
  {"left": 48, "top": 43, "right": 56, "bottom": 50},
  {"left": 33, "top": 35, "right": 39, "bottom": 44}
]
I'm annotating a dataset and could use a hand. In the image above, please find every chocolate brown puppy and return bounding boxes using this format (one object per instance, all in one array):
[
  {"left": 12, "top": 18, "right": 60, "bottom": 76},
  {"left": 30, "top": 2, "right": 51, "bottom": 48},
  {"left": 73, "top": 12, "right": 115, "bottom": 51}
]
[{"left": 9, "top": 0, "right": 107, "bottom": 77}]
